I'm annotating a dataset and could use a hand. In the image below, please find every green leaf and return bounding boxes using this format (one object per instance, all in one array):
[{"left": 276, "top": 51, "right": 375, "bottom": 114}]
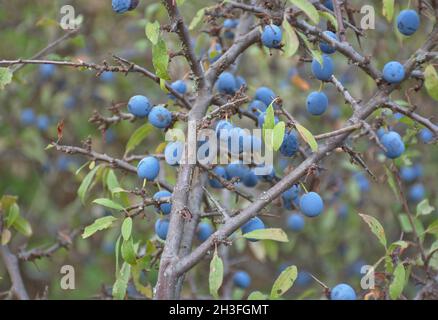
[
  {"left": 295, "top": 123, "right": 318, "bottom": 152},
  {"left": 387, "top": 240, "right": 409, "bottom": 255},
  {"left": 106, "top": 169, "right": 120, "bottom": 196},
  {"left": 77, "top": 165, "right": 100, "bottom": 204},
  {"left": 152, "top": 38, "right": 170, "bottom": 80},
  {"left": 384, "top": 165, "right": 399, "bottom": 200},
  {"left": 248, "top": 291, "right": 268, "bottom": 300},
  {"left": 416, "top": 199, "right": 435, "bottom": 216},
  {"left": 424, "top": 65, "right": 438, "bottom": 101},
  {"left": 296, "top": 31, "right": 323, "bottom": 65},
  {"left": 319, "top": 11, "right": 338, "bottom": 30},
  {"left": 93, "top": 198, "right": 125, "bottom": 211},
  {"left": 382, "top": 0, "right": 395, "bottom": 22},
  {"left": 112, "top": 262, "right": 131, "bottom": 300},
  {"left": 82, "top": 216, "right": 118, "bottom": 239},
  {"left": 282, "top": 20, "right": 299, "bottom": 58},
  {"left": 209, "top": 247, "right": 224, "bottom": 299},
  {"left": 272, "top": 122, "right": 286, "bottom": 151},
  {"left": 115, "top": 234, "right": 121, "bottom": 277},
  {"left": 398, "top": 214, "right": 413, "bottom": 233},
  {"left": 270, "top": 265, "right": 298, "bottom": 299},
  {"left": 263, "top": 104, "right": 276, "bottom": 130},
  {"left": 0, "top": 67, "right": 13, "bottom": 90},
  {"left": 145, "top": 21, "right": 160, "bottom": 45},
  {"left": 121, "top": 217, "right": 133, "bottom": 241},
  {"left": 425, "top": 220, "right": 438, "bottom": 236},
  {"left": 359, "top": 213, "right": 387, "bottom": 249},
  {"left": 189, "top": 8, "right": 206, "bottom": 30},
  {"left": 12, "top": 215, "right": 32, "bottom": 237},
  {"left": 289, "top": 0, "right": 319, "bottom": 25},
  {"left": 125, "top": 123, "right": 153, "bottom": 154},
  {"left": 389, "top": 263, "right": 405, "bottom": 300},
  {"left": 121, "top": 238, "right": 137, "bottom": 265},
  {"left": 6, "top": 203, "right": 19, "bottom": 228},
  {"left": 243, "top": 228, "right": 289, "bottom": 242}
]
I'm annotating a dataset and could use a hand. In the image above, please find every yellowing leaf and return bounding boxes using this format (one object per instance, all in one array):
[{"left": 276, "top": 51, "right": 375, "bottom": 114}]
[
  {"left": 270, "top": 265, "right": 298, "bottom": 299},
  {"left": 359, "top": 213, "right": 387, "bottom": 249},
  {"left": 243, "top": 228, "right": 289, "bottom": 242},
  {"left": 282, "top": 20, "right": 299, "bottom": 58},
  {"left": 209, "top": 248, "right": 224, "bottom": 299},
  {"left": 424, "top": 65, "right": 438, "bottom": 101},
  {"left": 0, "top": 67, "right": 13, "bottom": 90},
  {"left": 382, "top": 0, "right": 395, "bottom": 22},
  {"left": 189, "top": 8, "right": 206, "bottom": 30},
  {"left": 289, "top": 0, "right": 319, "bottom": 25},
  {"left": 295, "top": 123, "right": 318, "bottom": 152}
]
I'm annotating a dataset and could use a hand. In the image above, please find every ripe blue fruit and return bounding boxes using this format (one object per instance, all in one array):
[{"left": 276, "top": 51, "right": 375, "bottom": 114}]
[
  {"left": 400, "top": 166, "right": 419, "bottom": 182},
  {"left": 287, "top": 213, "right": 305, "bottom": 232},
  {"left": 37, "top": 115, "right": 50, "bottom": 131},
  {"left": 306, "top": 91, "right": 329, "bottom": 116},
  {"left": 338, "top": 204, "right": 348, "bottom": 218},
  {"left": 197, "top": 222, "right": 214, "bottom": 242},
  {"left": 100, "top": 71, "right": 114, "bottom": 82},
  {"left": 409, "top": 183, "right": 425, "bottom": 203},
  {"left": 226, "top": 162, "right": 247, "bottom": 180},
  {"left": 323, "top": 0, "right": 334, "bottom": 11},
  {"left": 329, "top": 105, "right": 341, "bottom": 120},
  {"left": 354, "top": 172, "right": 370, "bottom": 192},
  {"left": 169, "top": 80, "right": 187, "bottom": 99},
  {"left": 148, "top": 106, "right": 172, "bottom": 129},
  {"left": 137, "top": 156, "right": 160, "bottom": 181},
  {"left": 255, "top": 86, "right": 276, "bottom": 106},
  {"left": 242, "top": 169, "right": 259, "bottom": 188},
  {"left": 236, "top": 76, "right": 246, "bottom": 89},
  {"left": 300, "top": 192, "right": 324, "bottom": 217},
  {"left": 311, "top": 55, "right": 334, "bottom": 81},
  {"left": 233, "top": 271, "right": 251, "bottom": 289},
  {"left": 153, "top": 190, "right": 172, "bottom": 215},
  {"left": 331, "top": 283, "right": 356, "bottom": 300},
  {"left": 248, "top": 100, "right": 267, "bottom": 116},
  {"left": 319, "top": 31, "right": 338, "bottom": 54},
  {"left": 241, "top": 217, "right": 265, "bottom": 242},
  {"left": 217, "top": 72, "right": 237, "bottom": 94},
  {"left": 380, "top": 131, "right": 405, "bottom": 159},
  {"left": 64, "top": 96, "right": 77, "bottom": 109},
  {"left": 112, "top": 0, "right": 138, "bottom": 13},
  {"left": 127, "top": 95, "right": 152, "bottom": 118},
  {"left": 164, "top": 141, "right": 184, "bottom": 166},
  {"left": 282, "top": 184, "right": 300, "bottom": 203},
  {"left": 280, "top": 131, "right": 299, "bottom": 157},
  {"left": 257, "top": 112, "right": 279, "bottom": 128},
  {"left": 382, "top": 61, "right": 405, "bottom": 84},
  {"left": 296, "top": 271, "right": 312, "bottom": 287},
  {"left": 209, "top": 166, "right": 228, "bottom": 189},
  {"left": 242, "top": 135, "right": 262, "bottom": 154},
  {"left": 215, "top": 120, "right": 233, "bottom": 137},
  {"left": 419, "top": 128, "right": 433, "bottom": 143},
  {"left": 228, "top": 127, "right": 246, "bottom": 154},
  {"left": 20, "top": 108, "right": 35, "bottom": 125},
  {"left": 224, "top": 19, "right": 239, "bottom": 29},
  {"left": 397, "top": 10, "right": 420, "bottom": 36},
  {"left": 155, "top": 219, "right": 169, "bottom": 241},
  {"left": 39, "top": 64, "right": 55, "bottom": 78},
  {"left": 208, "top": 43, "right": 222, "bottom": 63},
  {"left": 261, "top": 24, "right": 282, "bottom": 48}
]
